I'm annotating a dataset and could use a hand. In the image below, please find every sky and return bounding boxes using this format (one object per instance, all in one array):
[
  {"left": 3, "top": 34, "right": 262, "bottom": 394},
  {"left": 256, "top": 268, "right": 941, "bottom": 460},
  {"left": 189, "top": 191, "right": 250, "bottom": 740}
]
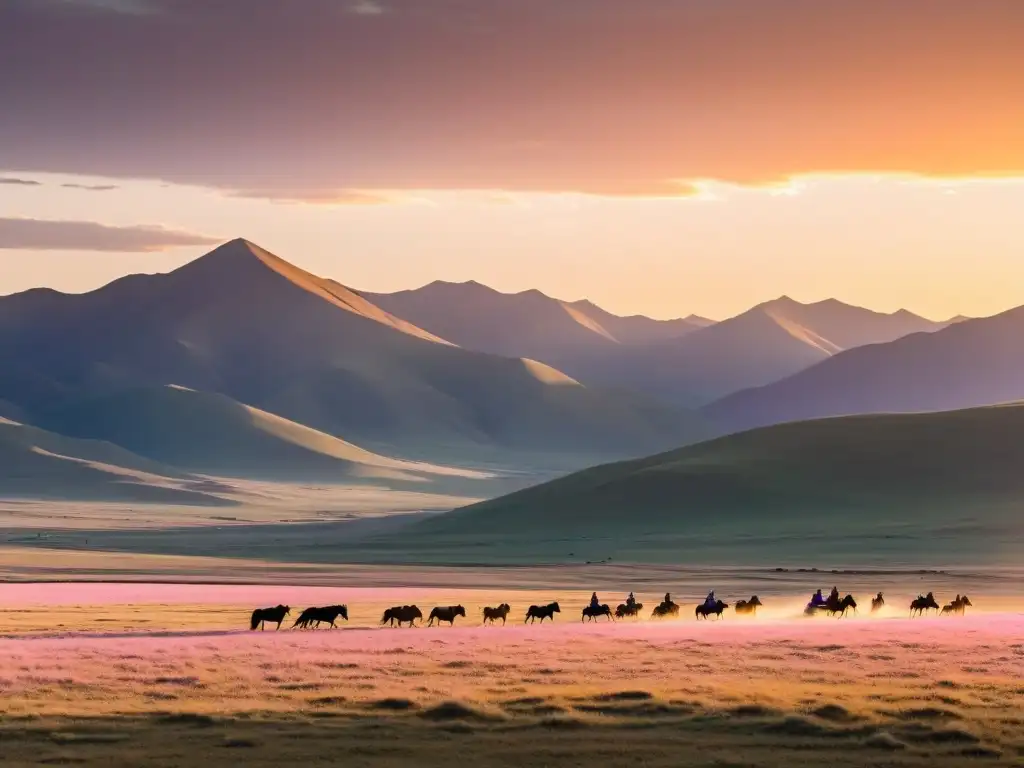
[{"left": 1, "top": 0, "right": 1023, "bottom": 321}]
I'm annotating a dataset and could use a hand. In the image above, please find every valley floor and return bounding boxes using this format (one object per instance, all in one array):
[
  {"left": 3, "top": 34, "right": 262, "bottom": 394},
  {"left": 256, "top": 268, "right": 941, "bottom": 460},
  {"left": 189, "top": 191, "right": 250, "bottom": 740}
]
[{"left": 0, "top": 584, "right": 1022, "bottom": 767}]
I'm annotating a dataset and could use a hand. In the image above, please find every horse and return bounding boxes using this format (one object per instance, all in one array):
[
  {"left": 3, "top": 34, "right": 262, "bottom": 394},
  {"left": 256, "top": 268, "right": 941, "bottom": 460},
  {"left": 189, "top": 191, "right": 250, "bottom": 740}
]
[
  {"left": 734, "top": 596, "right": 762, "bottom": 616},
  {"left": 250, "top": 605, "right": 290, "bottom": 631},
  {"left": 651, "top": 600, "right": 679, "bottom": 619},
  {"left": 695, "top": 600, "right": 729, "bottom": 620},
  {"left": 482, "top": 604, "right": 511, "bottom": 625},
  {"left": 427, "top": 605, "right": 466, "bottom": 627},
  {"left": 293, "top": 605, "right": 348, "bottom": 629},
  {"left": 525, "top": 602, "right": 560, "bottom": 624},
  {"left": 941, "top": 595, "right": 972, "bottom": 616},
  {"left": 826, "top": 594, "right": 857, "bottom": 617},
  {"left": 582, "top": 604, "right": 614, "bottom": 622},
  {"left": 615, "top": 602, "right": 643, "bottom": 619},
  {"left": 910, "top": 592, "right": 940, "bottom": 617},
  {"left": 871, "top": 592, "right": 885, "bottom": 613},
  {"left": 381, "top": 605, "right": 423, "bottom": 627}
]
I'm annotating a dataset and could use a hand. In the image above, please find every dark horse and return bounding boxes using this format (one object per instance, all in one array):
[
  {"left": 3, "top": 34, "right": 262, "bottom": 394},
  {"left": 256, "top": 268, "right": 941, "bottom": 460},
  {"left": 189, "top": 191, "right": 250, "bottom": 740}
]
[
  {"left": 651, "top": 600, "right": 679, "bottom": 619},
  {"left": 696, "top": 600, "right": 729, "bottom": 620},
  {"left": 482, "top": 604, "right": 511, "bottom": 625},
  {"left": 871, "top": 592, "right": 885, "bottom": 613},
  {"left": 525, "top": 602, "right": 560, "bottom": 624},
  {"left": 293, "top": 605, "right": 348, "bottom": 629},
  {"left": 250, "top": 605, "right": 290, "bottom": 631},
  {"left": 582, "top": 604, "right": 614, "bottom": 622},
  {"left": 826, "top": 594, "right": 857, "bottom": 617},
  {"left": 941, "top": 595, "right": 972, "bottom": 615},
  {"left": 615, "top": 602, "right": 643, "bottom": 619},
  {"left": 427, "top": 605, "right": 466, "bottom": 627},
  {"left": 910, "top": 592, "right": 940, "bottom": 617},
  {"left": 734, "top": 596, "right": 763, "bottom": 616},
  {"left": 381, "top": 605, "right": 423, "bottom": 627}
]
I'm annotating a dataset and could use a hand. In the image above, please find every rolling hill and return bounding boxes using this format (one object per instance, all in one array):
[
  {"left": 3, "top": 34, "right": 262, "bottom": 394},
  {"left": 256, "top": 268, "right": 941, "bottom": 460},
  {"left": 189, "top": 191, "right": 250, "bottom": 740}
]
[
  {"left": 387, "top": 404, "right": 1024, "bottom": 564},
  {"left": 705, "top": 306, "right": 1024, "bottom": 435},
  {"left": 36, "top": 384, "right": 494, "bottom": 486},
  {"left": 0, "top": 239, "right": 705, "bottom": 469},
  {"left": 0, "top": 417, "right": 231, "bottom": 505}
]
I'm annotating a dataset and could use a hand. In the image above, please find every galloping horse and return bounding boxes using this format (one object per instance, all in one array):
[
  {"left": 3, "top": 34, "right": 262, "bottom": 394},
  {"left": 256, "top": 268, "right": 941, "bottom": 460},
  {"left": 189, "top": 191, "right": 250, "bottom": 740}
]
[
  {"left": 615, "top": 602, "right": 643, "bottom": 619},
  {"left": 651, "top": 600, "right": 679, "bottom": 619},
  {"left": 582, "top": 604, "right": 614, "bottom": 622},
  {"left": 695, "top": 600, "right": 729, "bottom": 620},
  {"left": 250, "top": 605, "right": 290, "bottom": 631},
  {"left": 910, "top": 592, "right": 940, "bottom": 617},
  {"left": 826, "top": 594, "right": 857, "bottom": 617},
  {"left": 381, "top": 605, "right": 423, "bottom": 627},
  {"left": 734, "top": 596, "right": 763, "bottom": 616},
  {"left": 525, "top": 602, "right": 560, "bottom": 624},
  {"left": 941, "top": 595, "right": 972, "bottom": 616},
  {"left": 871, "top": 592, "right": 885, "bottom": 613},
  {"left": 427, "top": 605, "right": 466, "bottom": 627},
  {"left": 482, "top": 604, "right": 511, "bottom": 625},
  {"left": 293, "top": 605, "right": 348, "bottom": 629}
]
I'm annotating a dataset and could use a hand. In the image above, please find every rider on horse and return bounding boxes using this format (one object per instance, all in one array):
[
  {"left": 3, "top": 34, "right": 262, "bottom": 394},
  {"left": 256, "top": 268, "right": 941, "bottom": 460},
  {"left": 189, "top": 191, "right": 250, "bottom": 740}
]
[
  {"left": 626, "top": 592, "right": 637, "bottom": 608},
  {"left": 703, "top": 590, "right": 717, "bottom": 609},
  {"left": 829, "top": 586, "right": 840, "bottom": 603},
  {"left": 590, "top": 592, "right": 601, "bottom": 610}
]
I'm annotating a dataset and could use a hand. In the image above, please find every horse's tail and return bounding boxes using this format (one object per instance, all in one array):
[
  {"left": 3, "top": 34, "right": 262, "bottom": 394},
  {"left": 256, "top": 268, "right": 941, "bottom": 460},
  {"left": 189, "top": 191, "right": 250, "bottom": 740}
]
[{"left": 250, "top": 610, "right": 261, "bottom": 631}]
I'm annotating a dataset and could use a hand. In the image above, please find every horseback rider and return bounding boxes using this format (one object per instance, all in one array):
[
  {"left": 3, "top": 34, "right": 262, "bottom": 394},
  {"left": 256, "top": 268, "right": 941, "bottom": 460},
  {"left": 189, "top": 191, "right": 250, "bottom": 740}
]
[
  {"left": 590, "top": 592, "right": 600, "bottom": 610},
  {"left": 829, "top": 586, "right": 840, "bottom": 603},
  {"left": 703, "top": 590, "right": 717, "bottom": 609},
  {"left": 626, "top": 591, "right": 637, "bottom": 608},
  {"left": 663, "top": 592, "right": 672, "bottom": 606},
  {"left": 809, "top": 589, "right": 826, "bottom": 608}
]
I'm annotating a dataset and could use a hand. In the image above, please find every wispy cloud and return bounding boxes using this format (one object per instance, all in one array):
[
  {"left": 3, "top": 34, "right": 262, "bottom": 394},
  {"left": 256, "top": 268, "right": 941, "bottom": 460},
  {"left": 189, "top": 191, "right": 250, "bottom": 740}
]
[
  {"left": 349, "top": 0, "right": 384, "bottom": 16},
  {"left": 0, "top": 177, "right": 41, "bottom": 186},
  {"left": 35, "top": 0, "right": 161, "bottom": 15},
  {"left": 228, "top": 188, "right": 391, "bottom": 205},
  {"left": 62, "top": 182, "right": 119, "bottom": 192},
  {"left": 0, "top": 218, "right": 219, "bottom": 251}
]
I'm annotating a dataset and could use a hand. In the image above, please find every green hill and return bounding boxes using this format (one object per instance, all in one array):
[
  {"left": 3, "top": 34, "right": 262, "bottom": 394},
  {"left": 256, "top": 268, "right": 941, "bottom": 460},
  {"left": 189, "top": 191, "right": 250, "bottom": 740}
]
[{"left": 391, "top": 404, "right": 1024, "bottom": 564}]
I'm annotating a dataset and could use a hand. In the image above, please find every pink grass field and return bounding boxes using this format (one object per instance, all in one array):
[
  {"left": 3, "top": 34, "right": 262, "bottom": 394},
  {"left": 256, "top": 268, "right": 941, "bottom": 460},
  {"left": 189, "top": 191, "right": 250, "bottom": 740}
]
[{"left": 1, "top": 584, "right": 1023, "bottom": 765}]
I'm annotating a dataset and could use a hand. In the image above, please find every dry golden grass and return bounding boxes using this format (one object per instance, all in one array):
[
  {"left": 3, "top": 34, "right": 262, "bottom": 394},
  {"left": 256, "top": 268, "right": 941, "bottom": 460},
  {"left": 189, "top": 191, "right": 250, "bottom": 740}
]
[{"left": 1, "top": 586, "right": 1022, "bottom": 766}]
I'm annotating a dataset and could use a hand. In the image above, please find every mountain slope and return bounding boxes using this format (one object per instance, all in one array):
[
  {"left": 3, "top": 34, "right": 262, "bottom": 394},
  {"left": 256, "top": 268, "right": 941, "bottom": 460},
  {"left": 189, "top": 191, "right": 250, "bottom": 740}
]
[
  {"left": 36, "top": 385, "right": 495, "bottom": 484},
  {"left": 404, "top": 404, "right": 1024, "bottom": 552},
  {"left": 0, "top": 239, "right": 705, "bottom": 464},
  {"left": 0, "top": 417, "right": 230, "bottom": 505},
  {"left": 364, "top": 280, "right": 708, "bottom": 361},
  {"left": 597, "top": 296, "right": 954, "bottom": 406},
  {"left": 705, "top": 306, "right": 1024, "bottom": 434}
]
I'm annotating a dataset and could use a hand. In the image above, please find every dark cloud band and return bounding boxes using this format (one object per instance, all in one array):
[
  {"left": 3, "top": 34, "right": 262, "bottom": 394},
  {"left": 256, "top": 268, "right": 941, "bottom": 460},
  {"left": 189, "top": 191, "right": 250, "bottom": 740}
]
[
  {"left": 0, "top": 218, "right": 220, "bottom": 251},
  {"left": 2, "top": 0, "right": 1022, "bottom": 198}
]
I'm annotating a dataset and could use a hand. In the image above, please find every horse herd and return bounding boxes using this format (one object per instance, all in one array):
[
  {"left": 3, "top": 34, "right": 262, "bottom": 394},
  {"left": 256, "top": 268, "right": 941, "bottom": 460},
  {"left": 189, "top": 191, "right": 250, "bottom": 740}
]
[{"left": 248, "top": 592, "right": 973, "bottom": 630}]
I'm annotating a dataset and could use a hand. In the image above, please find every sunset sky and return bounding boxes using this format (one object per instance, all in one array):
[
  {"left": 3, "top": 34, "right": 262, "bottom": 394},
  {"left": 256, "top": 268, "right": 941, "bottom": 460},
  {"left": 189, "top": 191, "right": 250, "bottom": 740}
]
[{"left": 2, "top": 0, "right": 1023, "bottom": 320}]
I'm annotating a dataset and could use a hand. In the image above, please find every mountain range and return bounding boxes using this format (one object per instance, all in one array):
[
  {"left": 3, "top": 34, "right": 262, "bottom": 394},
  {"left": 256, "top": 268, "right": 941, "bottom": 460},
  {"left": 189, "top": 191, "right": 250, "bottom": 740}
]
[
  {"left": 4, "top": 236, "right": 1023, "bottom": 512},
  {"left": 0, "top": 239, "right": 706, "bottom": 498},
  {"left": 368, "top": 283, "right": 956, "bottom": 406}
]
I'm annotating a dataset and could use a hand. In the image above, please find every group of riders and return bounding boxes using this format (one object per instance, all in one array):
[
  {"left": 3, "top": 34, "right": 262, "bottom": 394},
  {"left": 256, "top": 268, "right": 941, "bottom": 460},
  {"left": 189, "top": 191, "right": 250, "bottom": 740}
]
[
  {"left": 589, "top": 590, "right": 714, "bottom": 611},
  {"left": 587, "top": 586, "right": 850, "bottom": 613}
]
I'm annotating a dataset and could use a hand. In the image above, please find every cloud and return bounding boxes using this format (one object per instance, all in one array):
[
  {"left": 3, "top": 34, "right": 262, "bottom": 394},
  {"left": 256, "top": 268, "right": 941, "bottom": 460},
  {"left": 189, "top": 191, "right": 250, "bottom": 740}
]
[
  {"left": 0, "top": 218, "right": 220, "bottom": 251},
  {"left": 349, "top": 0, "right": 384, "bottom": 15},
  {"left": 31, "top": 0, "right": 161, "bottom": 15},
  {"left": 61, "top": 182, "right": 119, "bottom": 191},
  {"left": 1, "top": 0, "right": 1022, "bottom": 196},
  {"left": 227, "top": 188, "right": 391, "bottom": 205},
  {"left": 0, "top": 177, "right": 41, "bottom": 186}
]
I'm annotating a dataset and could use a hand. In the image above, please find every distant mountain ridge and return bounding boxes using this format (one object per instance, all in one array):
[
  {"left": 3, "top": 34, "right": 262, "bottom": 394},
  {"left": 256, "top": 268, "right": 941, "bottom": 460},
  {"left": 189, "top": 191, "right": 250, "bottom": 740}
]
[
  {"left": 705, "top": 304, "right": 1024, "bottom": 435},
  {"left": 366, "top": 284, "right": 953, "bottom": 406}
]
